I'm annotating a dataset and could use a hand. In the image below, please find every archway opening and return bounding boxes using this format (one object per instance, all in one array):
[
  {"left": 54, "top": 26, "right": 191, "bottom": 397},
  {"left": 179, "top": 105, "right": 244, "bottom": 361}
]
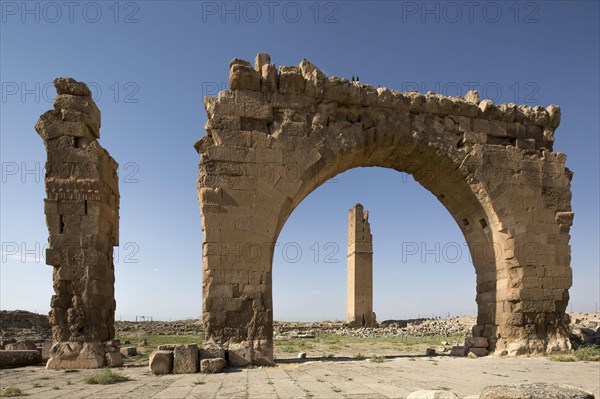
[{"left": 272, "top": 165, "right": 488, "bottom": 359}]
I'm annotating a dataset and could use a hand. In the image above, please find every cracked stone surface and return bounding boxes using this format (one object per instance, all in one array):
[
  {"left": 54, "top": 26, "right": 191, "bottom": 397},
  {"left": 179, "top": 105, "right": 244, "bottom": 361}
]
[{"left": 1, "top": 357, "right": 598, "bottom": 398}]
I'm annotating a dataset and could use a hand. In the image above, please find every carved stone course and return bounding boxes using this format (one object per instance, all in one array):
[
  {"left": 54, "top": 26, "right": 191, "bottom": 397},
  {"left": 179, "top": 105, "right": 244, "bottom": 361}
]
[{"left": 36, "top": 78, "right": 119, "bottom": 369}]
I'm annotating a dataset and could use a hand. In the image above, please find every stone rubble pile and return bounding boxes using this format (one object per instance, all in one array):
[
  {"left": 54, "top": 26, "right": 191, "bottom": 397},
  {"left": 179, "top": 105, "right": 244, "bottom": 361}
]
[
  {"left": 465, "top": 336, "right": 491, "bottom": 357},
  {"left": 446, "top": 336, "right": 492, "bottom": 358},
  {"left": 274, "top": 317, "right": 476, "bottom": 339},
  {"left": 569, "top": 312, "right": 600, "bottom": 349},
  {"left": 0, "top": 339, "right": 54, "bottom": 367},
  {"left": 1, "top": 339, "right": 53, "bottom": 362},
  {"left": 148, "top": 340, "right": 231, "bottom": 375},
  {"left": 115, "top": 320, "right": 205, "bottom": 336}
]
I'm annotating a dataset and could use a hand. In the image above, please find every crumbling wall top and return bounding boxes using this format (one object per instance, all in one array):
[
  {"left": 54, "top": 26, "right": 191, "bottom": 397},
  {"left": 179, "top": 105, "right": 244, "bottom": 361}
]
[{"left": 201, "top": 53, "right": 560, "bottom": 153}]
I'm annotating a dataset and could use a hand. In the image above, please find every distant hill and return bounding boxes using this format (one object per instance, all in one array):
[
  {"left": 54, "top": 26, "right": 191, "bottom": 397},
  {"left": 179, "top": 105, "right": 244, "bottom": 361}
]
[{"left": 0, "top": 310, "right": 51, "bottom": 339}]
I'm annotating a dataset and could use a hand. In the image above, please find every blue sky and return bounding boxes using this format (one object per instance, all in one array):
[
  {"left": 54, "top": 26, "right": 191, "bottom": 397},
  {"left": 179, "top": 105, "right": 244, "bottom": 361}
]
[{"left": 1, "top": 1, "right": 598, "bottom": 321}]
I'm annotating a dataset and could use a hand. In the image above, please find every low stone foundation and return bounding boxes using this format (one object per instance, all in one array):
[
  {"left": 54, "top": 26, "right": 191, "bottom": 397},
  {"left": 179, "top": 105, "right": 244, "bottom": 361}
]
[
  {"left": 148, "top": 340, "right": 271, "bottom": 374},
  {"left": 0, "top": 350, "right": 42, "bottom": 368}
]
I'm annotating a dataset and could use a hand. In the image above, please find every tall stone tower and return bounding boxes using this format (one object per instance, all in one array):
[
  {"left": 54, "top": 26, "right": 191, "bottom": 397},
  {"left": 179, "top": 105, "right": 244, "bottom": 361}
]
[
  {"left": 35, "top": 78, "right": 120, "bottom": 368},
  {"left": 347, "top": 204, "right": 377, "bottom": 327}
]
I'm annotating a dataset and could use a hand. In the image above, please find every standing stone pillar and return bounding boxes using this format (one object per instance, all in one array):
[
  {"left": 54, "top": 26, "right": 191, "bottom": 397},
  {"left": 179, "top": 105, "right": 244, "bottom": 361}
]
[
  {"left": 347, "top": 204, "right": 377, "bottom": 327},
  {"left": 35, "top": 78, "right": 120, "bottom": 369}
]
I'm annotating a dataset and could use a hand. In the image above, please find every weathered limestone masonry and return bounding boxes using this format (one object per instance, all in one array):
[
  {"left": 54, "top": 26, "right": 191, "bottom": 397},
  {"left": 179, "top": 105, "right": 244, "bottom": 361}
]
[
  {"left": 347, "top": 204, "right": 377, "bottom": 327},
  {"left": 196, "top": 53, "right": 574, "bottom": 364},
  {"left": 36, "top": 78, "right": 120, "bottom": 369}
]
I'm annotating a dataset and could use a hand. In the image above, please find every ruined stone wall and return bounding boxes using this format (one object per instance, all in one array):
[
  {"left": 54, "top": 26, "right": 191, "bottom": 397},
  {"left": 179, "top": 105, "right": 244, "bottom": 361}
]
[
  {"left": 196, "top": 53, "right": 573, "bottom": 363},
  {"left": 36, "top": 78, "right": 119, "bottom": 368},
  {"left": 347, "top": 204, "right": 377, "bottom": 328}
]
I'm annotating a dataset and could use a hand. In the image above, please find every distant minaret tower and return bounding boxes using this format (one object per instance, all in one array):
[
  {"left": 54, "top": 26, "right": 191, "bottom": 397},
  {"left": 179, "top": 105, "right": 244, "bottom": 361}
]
[{"left": 347, "top": 204, "right": 377, "bottom": 327}]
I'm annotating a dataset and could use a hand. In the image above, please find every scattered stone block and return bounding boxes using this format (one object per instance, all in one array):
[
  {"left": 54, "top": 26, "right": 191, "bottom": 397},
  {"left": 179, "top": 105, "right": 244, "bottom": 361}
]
[
  {"left": 157, "top": 344, "right": 176, "bottom": 351},
  {"left": 200, "top": 358, "right": 226, "bottom": 374},
  {"left": 0, "top": 350, "right": 42, "bottom": 368},
  {"left": 200, "top": 340, "right": 225, "bottom": 360},
  {"left": 227, "top": 342, "right": 252, "bottom": 367},
  {"left": 425, "top": 348, "right": 436, "bottom": 356},
  {"left": 173, "top": 344, "right": 199, "bottom": 374},
  {"left": 149, "top": 351, "right": 173, "bottom": 375},
  {"left": 469, "top": 347, "right": 489, "bottom": 357},
  {"left": 450, "top": 346, "right": 469, "bottom": 357},
  {"left": 570, "top": 327, "right": 597, "bottom": 347},
  {"left": 105, "top": 351, "right": 124, "bottom": 367},
  {"left": 139, "top": 339, "right": 148, "bottom": 347},
  {"left": 5, "top": 340, "right": 37, "bottom": 351},
  {"left": 120, "top": 346, "right": 137, "bottom": 357},
  {"left": 294, "top": 333, "right": 316, "bottom": 339},
  {"left": 297, "top": 352, "right": 307, "bottom": 359}
]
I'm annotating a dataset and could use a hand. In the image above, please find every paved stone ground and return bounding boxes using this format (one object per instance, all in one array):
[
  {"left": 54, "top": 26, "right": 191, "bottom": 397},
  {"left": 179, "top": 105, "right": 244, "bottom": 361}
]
[{"left": 1, "top": 356, "right": 598, "bottom": 398}]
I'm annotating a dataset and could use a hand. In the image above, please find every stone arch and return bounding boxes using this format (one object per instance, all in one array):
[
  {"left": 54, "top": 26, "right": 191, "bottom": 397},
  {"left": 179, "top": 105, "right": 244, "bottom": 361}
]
[{"left": 196, "top": 53, "right": 573, "bottom": 364}]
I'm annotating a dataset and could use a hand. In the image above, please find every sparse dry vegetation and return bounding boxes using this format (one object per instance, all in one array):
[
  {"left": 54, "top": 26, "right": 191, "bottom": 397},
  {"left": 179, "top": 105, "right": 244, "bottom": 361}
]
[
  {"left": 550, "top": 346, "right": 600, "bottom": 362},
  {"left": 84, "top": 368, "right": 130, "bottom": 385},
  {"left": 0, "top": 387, "right": 24, "bottom": 398}
]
